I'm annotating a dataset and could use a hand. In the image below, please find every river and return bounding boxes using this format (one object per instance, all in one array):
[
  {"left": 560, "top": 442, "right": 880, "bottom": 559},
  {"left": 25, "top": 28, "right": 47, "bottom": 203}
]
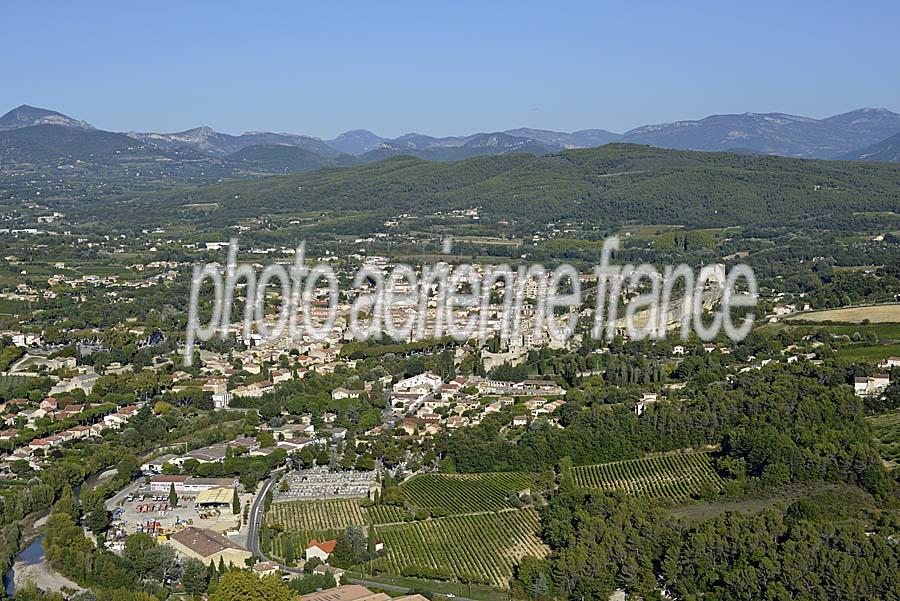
[{"left": 4, "top": 534, "right": 45, "bottom": 596}]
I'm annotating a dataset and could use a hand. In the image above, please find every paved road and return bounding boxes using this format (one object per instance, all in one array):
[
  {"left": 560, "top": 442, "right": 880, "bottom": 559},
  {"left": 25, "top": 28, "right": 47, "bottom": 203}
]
[
  {"left": 246, "top": 473, "right": 485, "bottom": 601},
  {"left": 104, "top": 479, "right": 144, "bottom": 510},
  {"left": 246, "top": 476, "right": 275, "bottom": 558}
]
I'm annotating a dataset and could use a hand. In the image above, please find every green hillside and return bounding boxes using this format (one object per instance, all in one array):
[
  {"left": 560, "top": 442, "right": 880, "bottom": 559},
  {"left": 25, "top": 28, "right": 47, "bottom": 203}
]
[
  {"left": 122, "top": 144, "right": 900, "bottom": 231},
  {"left": 227, "top": 144, "right": 360, "bottom": 174}
]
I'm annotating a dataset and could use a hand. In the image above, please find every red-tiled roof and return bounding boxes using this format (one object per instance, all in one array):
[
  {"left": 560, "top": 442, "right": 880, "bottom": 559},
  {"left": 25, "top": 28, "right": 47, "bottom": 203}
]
[{"left": 307, "top": 538, "right": 337, "bottom": 553}]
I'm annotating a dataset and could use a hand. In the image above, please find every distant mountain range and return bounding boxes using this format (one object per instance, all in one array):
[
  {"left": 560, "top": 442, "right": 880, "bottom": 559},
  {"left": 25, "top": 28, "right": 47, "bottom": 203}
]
[
  {"left": 839, "top": 130, "right": 900, "bottom": 162},
  {"left": 334, "top": 108, "right": 900, "bottom": 161},
  {"left": 127, "top": 125, "right": 343, "bottom": 158},
  {"left": 0, "top": 104, "right": 93, "bottom": 131},
  {"left": 2, "top": 105, "right": 900, "bottom": 185}
]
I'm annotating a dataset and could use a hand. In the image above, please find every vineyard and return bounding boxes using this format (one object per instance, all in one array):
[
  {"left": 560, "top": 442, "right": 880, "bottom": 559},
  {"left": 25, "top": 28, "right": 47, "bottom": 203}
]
[
  {"left": 399, "top": 472, "right": 536, "bottom": 515},
  {"left": 267, "top": 498, "right": 367, "bottom": 531},
  {"left": 0, "top": 375, "right": 30, "bottom": 393},
  {"left": 572, "top": 452, "right": 724, "bottom": 501},
  {"left": 265, "top": 459, "right": 717, "bottom": 587},
  {"left": 365, "top": 503, "right": 410, "bottom": 524},
  {"left": 367, "top": 508, "right": 548, "bottom": 588},
  {"left": 267, "top": 472, "right": 537, "bottom": 534}
]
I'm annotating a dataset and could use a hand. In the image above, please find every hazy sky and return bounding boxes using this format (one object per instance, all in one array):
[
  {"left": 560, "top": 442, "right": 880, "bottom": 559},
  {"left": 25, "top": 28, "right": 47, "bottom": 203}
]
[{"left": 4, "top": 1, "right": 899, "bottom": 138}]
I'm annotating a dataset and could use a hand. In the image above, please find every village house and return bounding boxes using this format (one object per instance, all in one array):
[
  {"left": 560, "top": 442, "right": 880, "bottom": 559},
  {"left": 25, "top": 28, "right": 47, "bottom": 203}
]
[
  {"left": 854, "top": 374, "right": 891, "bottom": 397},
  {"left": 635, "top": 393, "right": 659, "bottom": 416},
  {"left": 878, "top": 357, "right": 900, "bottom": 369},
  {"left": 271, "top": 369, "right": 294, "bottom": 384},
  {"left": 306, "top": 538, "right": 337, "bottom": 562}
]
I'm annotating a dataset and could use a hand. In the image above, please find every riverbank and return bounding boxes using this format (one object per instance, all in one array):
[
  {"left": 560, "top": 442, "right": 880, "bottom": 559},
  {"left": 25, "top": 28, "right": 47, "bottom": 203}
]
[{"left": 13, "top": 559, "right": 84, "bottom": 596}]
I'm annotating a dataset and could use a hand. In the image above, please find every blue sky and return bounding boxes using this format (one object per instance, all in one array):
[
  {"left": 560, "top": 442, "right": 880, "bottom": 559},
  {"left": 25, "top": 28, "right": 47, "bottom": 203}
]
[{"left": 4, "top": 1, "right": 899, "bottom": 138}]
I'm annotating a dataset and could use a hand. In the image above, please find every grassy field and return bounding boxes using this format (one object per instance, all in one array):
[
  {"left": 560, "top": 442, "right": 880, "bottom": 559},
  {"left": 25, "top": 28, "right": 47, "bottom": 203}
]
[
  {"left": 572, "top": 452, "right": 724, "bottom": 501},
  {"left": 836, "top": 342, "right": 900, "bottom": 363},
  {"left": 668, "top": 482, "right": 879, "bottom": 522},
  {"left": 867, "top": 411, "right": 900, "bottom": 469},
  {"left": 788, "top": 304, "right": 900, "bottom": 324},
  {"left": 772, "top": 322, "right": 900, "bottom": 340},
  {"left": 368, "top": 508, "right": 547, "bottom": 589},
  {"left": 0, "top": 299, "right": 25, "bottom": 315}
]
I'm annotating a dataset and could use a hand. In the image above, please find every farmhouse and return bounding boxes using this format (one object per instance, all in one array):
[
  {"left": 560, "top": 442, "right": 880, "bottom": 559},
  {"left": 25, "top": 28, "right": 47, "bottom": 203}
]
[
  {"left": 49, "top": 372, "right": 99, "bottom": 396},
  {"left": 854, "top": 374, "right": 891, "bottom": 397},
  {"left": 305, "top": 538, "right": 337, "bottom": 561},
  {"left": 331, "top": 387, "right": 359, "bottom": 400},
  {"left": 878, "top": 357, "right": 900, "bottom": 369},
  {"left": 635, "top": 393, "right": 659, "bottom": 416}
]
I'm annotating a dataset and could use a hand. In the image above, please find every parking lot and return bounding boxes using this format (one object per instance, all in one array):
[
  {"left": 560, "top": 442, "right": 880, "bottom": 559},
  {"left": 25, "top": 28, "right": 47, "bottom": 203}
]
[
  {"left": 274, "top": 467, "right": 377, "bottom": 501},
  {"left": 107, "top": 485, "right": 251, "bottom": 539}
]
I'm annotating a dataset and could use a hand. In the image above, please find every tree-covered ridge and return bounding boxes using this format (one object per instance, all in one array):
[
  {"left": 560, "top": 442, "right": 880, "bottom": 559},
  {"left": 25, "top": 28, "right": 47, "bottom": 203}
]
[
  {"left": 116, "top": 144, "right": 900, "bottom": 232},
  {"left": 524, "top": 485, "right": 900, "bottom": 600},
  {"left": 442, "top": 361, "right": 896, "bottom": 498}
]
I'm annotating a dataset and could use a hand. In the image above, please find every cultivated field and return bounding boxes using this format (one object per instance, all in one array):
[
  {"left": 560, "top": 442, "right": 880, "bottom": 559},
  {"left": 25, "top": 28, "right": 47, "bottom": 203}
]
[
  {"left": 266, "top": 472, "right": 537, "bottom": 534},
  {"left": 868, "top": 411, "right": 900, "bottom": 469},
  {"left": 399, "top": 472, "right": 536, "bottom": 515},
  {"left": 777, "top": 323, "right": 900, "bottom": 339},
  {"left": 0, "top": 374, "right": 30, "bottom": 392},
  {"left": 368, "top": 508, "right": 548, "bottom": 588},
  {"left": 267, "top": 498, "right": 367, "bottom": 532},
  {"left": 572, "top": 452, "right": 724, "bottom": 501},
  {"left": 788, "top": 304, "right": 900, "bottom": 324}
]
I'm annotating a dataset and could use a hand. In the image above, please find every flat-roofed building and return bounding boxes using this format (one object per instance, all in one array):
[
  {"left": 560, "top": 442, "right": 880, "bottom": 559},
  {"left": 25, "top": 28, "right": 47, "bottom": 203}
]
[{"left": 149, "top": 475, "right": 237, "bottom": 494}]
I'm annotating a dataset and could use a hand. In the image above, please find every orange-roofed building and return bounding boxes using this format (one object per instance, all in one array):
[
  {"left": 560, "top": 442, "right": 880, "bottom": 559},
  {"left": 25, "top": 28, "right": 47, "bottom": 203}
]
[{"left": 306, "top": 538, "right": 337, "bottom": 561}]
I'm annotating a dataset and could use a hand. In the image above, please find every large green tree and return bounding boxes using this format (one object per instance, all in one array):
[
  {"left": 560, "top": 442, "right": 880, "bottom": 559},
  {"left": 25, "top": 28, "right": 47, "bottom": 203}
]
[{"left": 209, "top": 571, "right": 296, "bottom": 601}]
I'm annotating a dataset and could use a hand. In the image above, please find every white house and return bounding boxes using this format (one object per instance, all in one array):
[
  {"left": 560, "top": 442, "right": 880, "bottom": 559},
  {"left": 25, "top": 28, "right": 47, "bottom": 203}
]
[
  {"left": 855, "top": 374, "right": 890, "bottom": 397},
  {"left": 305, "top": 539, "right": 336, "bottom": 561}
]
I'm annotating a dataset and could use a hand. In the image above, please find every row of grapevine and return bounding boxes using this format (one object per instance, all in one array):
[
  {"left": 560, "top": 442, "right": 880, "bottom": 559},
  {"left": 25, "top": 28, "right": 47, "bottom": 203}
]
[
  {"left": 265, "top": 472, "right": 540, "bottom": 556},
  {"left": 367, "top": 508, "right": 548, "bottom": 588},
  {"left": 365, "top": 503, "right": 409, "bottom": 525},
  {"left": 572, "top": 452, "right": 724, "bottom": 501},
  {"left": 399, "top": 472, "right": 536, "bottom": 515},
  {"left": 267, "top": 497, "right": 419, "bottom": 537},
  {"left": 268, "top": 498, "right": 366, "bottom": 531}
]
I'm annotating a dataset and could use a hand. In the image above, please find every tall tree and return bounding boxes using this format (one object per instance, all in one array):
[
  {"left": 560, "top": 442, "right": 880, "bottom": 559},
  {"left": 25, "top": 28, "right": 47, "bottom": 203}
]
[{"left": 181, "top": 557, "right": 210, "bottom": 595}]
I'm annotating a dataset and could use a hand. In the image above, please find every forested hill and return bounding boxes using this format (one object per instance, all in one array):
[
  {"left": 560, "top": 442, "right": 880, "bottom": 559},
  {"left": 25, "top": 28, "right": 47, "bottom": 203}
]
[{"left": 123, "top": 144, "right": 900, "bottom": 231}]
